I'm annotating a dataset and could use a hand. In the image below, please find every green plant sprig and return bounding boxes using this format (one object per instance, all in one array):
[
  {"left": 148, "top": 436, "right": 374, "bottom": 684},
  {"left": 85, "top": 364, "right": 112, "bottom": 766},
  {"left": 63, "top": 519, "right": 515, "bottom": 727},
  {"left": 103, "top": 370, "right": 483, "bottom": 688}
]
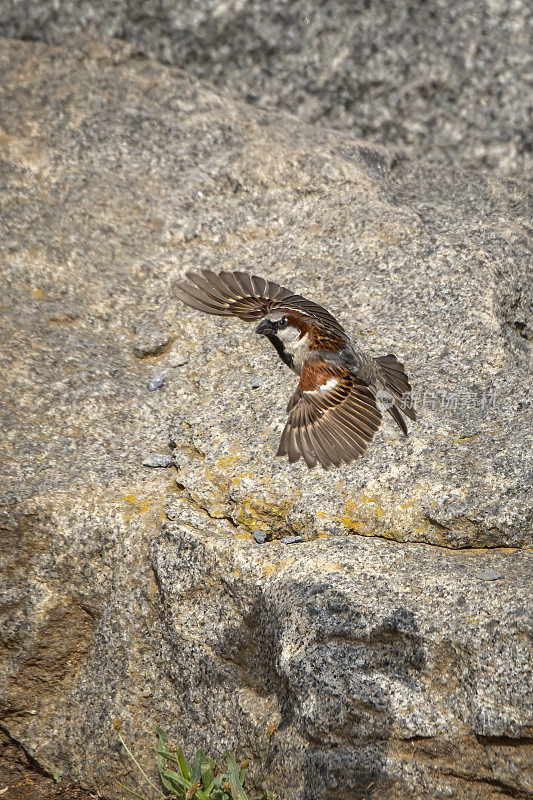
[{"left": 117, "top": 726, "right": 277, "bottom": 800}]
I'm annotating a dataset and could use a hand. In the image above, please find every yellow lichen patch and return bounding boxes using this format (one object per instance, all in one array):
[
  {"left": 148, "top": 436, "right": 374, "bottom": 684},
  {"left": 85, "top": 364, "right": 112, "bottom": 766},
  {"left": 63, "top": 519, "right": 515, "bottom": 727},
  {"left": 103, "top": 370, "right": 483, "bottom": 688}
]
[
  {"left": 359, "top": 492, "right": 384, "bottom": 516},
  {"left": 214, "top": 454, "right": 242, "bottom": 471},
  {"left": 400, "top": 497, "right": 418, "bottom": 510},
  {"left": 122, "top": 493, "right": 152, "bottom": 520},
  {"left": 261, "top": 562, "right": 279, "bottom": 577},
  {"left": 231, "top": 492, "right": 295, "bottom": 537},
  {"left": 231, "top": 471, "right": 254, "bottom": 485},
  {"left": 329, "top": 497, "right": 363, "bottom": 531},
  {"left": 320, "top": 562, "right": 343, "bottom": 572},
  {"left": 375, "top": 530, "right": 397, "bottom": 541},
  {"left": 261, "top": 557, "right": 296, "bottom": 577}
]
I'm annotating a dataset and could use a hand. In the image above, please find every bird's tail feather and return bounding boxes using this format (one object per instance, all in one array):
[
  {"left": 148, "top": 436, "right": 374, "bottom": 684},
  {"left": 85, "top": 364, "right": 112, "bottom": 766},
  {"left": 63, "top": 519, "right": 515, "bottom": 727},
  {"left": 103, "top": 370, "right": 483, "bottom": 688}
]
[{"left": 375, "top": 353, "right": 416, "bottom": 433}]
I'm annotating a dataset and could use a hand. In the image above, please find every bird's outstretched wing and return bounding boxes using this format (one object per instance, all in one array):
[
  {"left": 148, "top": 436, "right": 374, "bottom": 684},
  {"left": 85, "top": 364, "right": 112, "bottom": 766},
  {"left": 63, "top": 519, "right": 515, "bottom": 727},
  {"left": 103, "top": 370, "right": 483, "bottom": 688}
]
[
  {"left": 175, "top": 270, "right": 346, "bottom": 337},
  {"left": 278, "top": 361, "right": 382, "bottom": 469}
]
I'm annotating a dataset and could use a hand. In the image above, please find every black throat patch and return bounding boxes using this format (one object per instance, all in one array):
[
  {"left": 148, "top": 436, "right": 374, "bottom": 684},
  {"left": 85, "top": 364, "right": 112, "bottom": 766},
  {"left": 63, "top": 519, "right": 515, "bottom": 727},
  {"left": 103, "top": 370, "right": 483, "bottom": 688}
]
[{"left": 266, "top": 333, "right": 294, "bottom": 369}]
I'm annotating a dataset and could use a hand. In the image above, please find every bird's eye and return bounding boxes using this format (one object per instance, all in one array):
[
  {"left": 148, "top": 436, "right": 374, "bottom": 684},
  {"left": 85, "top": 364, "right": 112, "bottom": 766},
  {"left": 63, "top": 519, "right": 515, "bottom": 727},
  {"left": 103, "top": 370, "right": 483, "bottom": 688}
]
[{"left": 278, "top": 317, "right": 288, "bottom": 328}]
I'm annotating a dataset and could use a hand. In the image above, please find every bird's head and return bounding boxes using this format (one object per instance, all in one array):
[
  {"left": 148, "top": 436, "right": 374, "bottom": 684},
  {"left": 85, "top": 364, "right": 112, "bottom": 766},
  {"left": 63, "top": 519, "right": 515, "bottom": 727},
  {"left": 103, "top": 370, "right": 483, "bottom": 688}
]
[{"left": 255, "top": 312, "right": 304, "bottom": 343}]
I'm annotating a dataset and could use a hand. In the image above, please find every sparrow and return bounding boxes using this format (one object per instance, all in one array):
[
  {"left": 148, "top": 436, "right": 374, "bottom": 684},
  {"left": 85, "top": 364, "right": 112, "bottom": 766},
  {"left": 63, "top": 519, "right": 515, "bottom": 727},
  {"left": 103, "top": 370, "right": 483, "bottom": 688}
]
[{"left": 175, "top": 270, "right": 415, "bottom": 469}]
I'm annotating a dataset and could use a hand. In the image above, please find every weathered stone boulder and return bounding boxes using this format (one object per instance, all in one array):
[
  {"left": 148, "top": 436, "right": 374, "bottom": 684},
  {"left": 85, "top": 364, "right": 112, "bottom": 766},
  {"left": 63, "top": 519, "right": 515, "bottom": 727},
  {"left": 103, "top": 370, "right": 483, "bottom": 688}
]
[
  {"left": 0, "top": 37, "right": 531, "bottom": 800},
  {"left": 0, "top": 0, "right": 530, "bottom": 179}
]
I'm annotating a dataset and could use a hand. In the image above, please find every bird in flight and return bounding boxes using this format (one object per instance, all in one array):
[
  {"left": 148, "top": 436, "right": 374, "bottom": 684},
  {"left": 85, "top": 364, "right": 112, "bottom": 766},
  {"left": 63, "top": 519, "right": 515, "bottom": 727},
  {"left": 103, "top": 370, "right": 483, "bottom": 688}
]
[{"left": 175, "top": 270, "right": 415, "bottom": 469}]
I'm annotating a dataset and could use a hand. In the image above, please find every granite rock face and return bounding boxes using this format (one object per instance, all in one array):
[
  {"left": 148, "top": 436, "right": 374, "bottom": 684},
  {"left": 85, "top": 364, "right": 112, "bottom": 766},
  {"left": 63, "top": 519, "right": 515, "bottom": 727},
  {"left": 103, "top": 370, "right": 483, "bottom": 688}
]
[
  {"left": 152, "top": 525, "right": 532, "bottom": 800},
  {"left": 0, "top": 37, "right": 532, "bottom": 800},
  {"left": 0, "top": 0, "right": 531, "bottom": 180}
]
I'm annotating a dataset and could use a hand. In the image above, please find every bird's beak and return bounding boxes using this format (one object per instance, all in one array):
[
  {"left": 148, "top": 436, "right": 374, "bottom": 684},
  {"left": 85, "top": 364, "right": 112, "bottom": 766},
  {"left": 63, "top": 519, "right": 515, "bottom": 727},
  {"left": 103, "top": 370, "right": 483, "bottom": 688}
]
[{"left": 255, "top": 319, "right": 275, "bottom": 336}]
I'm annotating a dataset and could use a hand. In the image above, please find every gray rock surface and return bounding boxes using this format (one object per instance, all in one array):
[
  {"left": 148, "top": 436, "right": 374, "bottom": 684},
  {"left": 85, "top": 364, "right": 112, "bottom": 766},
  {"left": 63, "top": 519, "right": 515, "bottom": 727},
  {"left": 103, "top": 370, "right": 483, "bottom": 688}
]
[
  {"left": 152, "top": 523, "right": 533, "bottom": 799},
  {"left": 133, "top": 313, "right": 173, "bottom": 357},
  {"left": 0, "top": 36, "right": 531, "bottom": 800},
  {"left": 0, "top": 0, "right": 531, "bottom": 179},
  {"left": 142, "top": 453, "right": 173, "bottom": 468}
]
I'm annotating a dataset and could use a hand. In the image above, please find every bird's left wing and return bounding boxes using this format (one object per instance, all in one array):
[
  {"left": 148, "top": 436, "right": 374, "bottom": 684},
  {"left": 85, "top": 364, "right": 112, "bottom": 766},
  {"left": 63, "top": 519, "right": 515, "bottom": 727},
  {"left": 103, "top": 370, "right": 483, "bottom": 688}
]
[
  {"left": 175, "top": 270, "right": 347, "bottom": 336},
  {"left": 278, "top": 361, "right": 382, "bottom": 469}
]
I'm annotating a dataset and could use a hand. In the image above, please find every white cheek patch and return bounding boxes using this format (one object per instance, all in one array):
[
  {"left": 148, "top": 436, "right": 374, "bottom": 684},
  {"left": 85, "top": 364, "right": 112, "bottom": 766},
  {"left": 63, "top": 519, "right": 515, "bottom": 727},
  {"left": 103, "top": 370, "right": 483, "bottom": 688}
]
[
  {"left": 277, "top": 325, "right": 300, "bottom": 343},
  {"left": 303, "top": 377, "right": 338, "bottom": 395}
]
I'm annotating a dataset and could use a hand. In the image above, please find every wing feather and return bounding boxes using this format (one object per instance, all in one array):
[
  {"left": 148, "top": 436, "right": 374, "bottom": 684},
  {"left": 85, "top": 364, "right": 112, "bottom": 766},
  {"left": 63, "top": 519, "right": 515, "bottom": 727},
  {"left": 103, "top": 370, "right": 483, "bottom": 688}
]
[
  {"left": 278, "top": 362, "right": 382, "bottom": 468},
  {"left": 175, "top": 286, "right": 235, "bottom": 316},
  {"left": 175, "top": 270, "right": 347, "bottom": 338}
]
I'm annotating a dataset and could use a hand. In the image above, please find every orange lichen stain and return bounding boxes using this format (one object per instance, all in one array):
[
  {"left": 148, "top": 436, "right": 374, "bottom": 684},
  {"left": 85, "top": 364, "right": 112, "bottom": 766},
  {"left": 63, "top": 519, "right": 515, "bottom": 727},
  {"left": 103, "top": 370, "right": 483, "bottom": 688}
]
[{"left": 233, "top": 569, "right": 241, "bottom": 578}]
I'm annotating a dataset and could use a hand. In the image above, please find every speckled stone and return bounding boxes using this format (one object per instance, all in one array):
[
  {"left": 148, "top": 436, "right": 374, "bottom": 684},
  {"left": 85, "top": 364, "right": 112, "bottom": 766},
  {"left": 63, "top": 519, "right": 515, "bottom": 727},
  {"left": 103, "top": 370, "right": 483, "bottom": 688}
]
[
  {"left": 0, "top": 1, "right": 530, "bottom": 179},
  {"left": 151, "top": 523, "right": 533, "bottom": 800},
  {"left": 146, "top": 372, "right": 166, "bottom": 390},
  {"left": 133, "top": 330, "right": 172, "bottom": 358},
  {"left": 0, "top": 37, "right": 531, "bottom": 800},
  {"left": 142, "top": 453, "right": 173, "bottom": 468}
]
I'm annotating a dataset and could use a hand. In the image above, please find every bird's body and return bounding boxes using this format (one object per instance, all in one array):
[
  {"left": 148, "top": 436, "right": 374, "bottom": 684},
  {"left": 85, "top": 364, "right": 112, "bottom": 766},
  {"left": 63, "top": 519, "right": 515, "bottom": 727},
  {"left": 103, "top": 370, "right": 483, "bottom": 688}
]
[{"left": 176, "top": 270, "right": 415, "bottom": 469}]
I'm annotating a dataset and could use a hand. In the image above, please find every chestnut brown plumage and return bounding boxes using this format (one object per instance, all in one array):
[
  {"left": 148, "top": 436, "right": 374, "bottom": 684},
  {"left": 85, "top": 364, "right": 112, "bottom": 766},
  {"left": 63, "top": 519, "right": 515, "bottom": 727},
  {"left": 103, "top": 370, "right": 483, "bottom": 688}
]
[{"left": 175, "top": 270, "right": 416, "bottom": 469}]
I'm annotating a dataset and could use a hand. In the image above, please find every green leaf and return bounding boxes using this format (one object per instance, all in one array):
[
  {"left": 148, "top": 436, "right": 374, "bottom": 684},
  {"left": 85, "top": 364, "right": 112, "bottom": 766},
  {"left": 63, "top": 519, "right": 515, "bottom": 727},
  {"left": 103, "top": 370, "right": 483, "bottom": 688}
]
[
  {"left": 191, "top": 750, "right": 206, "bottom": 783},
  {"left": 158, "top": 747, "right": 191, "bottom": 782},
  {"left": 163, "top": 768, "right": 190, "bottom": 796},
  {"left": 210, "top": 791, "right": 227, "bottom": 800},
  {"left": 157, "top": 750, "right": 178, "bottom": 763},
  {"left": 177, "top": 746, "right": 192, "bottom": 781},
  {"left": 156, "top": 728, "right": 176, "bottom": 792},
  {"left": 156, "top": 726, "right": 168, "bottom": 745},
  {"left": 200, "top": 760, "right": 215, "bottom": 790},
  {"left": 226, "top": 754, "right": 248, "bottom": 800}
]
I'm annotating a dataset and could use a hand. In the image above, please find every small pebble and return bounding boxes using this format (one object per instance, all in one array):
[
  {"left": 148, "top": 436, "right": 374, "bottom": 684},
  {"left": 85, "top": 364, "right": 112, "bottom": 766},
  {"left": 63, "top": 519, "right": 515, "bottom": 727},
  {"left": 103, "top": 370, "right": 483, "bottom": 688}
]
[
  {"left": 142, "top": 453, "right": 172, "bottom": 468},
  {"left": 168, "top": 353, "right": 187, "bottom": 367},
  {"left": 475, "top": 568, "right": 503, "bottom": 581},
  {"left": 147, "top": 373, "right": 166, "bottom": 390},
  {"left": 133, "top": 331, "right": 172, "bottom": 358},
  {"left": 281, "top": 535, "right": 304, "bottom": 545},
  {"left": 250, "top": 376, "right": 263, "bottom": 389},
  {"left": 252, "top": 530, "right": 267, "bottom": 544}
]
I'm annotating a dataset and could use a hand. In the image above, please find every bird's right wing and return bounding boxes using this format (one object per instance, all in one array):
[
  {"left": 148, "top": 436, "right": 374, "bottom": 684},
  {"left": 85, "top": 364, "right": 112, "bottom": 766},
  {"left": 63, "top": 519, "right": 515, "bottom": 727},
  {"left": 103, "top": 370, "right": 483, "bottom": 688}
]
[
  {"left": 278, "top": 361, "right": 382, "bottom": 469},
  {"left": 175, "top": 270, "right": 347, "bottom": 337}
]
